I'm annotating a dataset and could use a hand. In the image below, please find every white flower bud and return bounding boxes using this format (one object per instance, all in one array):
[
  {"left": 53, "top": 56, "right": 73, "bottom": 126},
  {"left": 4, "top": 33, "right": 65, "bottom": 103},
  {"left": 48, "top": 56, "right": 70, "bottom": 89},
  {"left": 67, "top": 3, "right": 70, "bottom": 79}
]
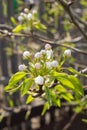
[
  {"left": 46, "top": 50, "right": 53, "bottom": 59},
  {"left": 18, "top": 16, "right": 23, "bottom": 21},
  {"left": 23, "top": 51, "right": 30, "bottom": 59},
  {"left": 46, "top": 62, "right": 52, "bottom": 69},
  {"left": 45, "top": 44, "right": 51, "bottom": 50},
  {"left": 20, "top": 12, "right": 24, "bottom": 16},
  {"left": 35, "top": 52, "right": 41, "bottom": 59},
  {"left": 27, "top": 13, "right": 33, "bottom": 20},
  {"left": 24, "top": 8, "right": 29, "bottom": 13},
  {"left": 51, "top": 60, "right": 58, "bottom": 68},
  {"left": 35, "top": 76, "right": 44, "bottom": 85},
  {"left": 40, "top": 50, "right": 46, "bottom": 55},
  {"left": 35, "top": 63, "right": 41, "bottom": 69},
  {"left": 18, "top": 64, "right": 27, "bottom": 71},
  {"left": 64, "top": 49, "right": 71, "bottom": 57}
]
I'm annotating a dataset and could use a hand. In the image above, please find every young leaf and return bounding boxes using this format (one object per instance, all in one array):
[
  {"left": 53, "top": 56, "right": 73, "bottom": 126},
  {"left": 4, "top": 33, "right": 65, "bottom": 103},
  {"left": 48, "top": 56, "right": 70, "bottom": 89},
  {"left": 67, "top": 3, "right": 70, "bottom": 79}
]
[
  {"left": 57, "top": 76, "right": 75, "bottom": 89},
  {"left": 45, "top": 86, "right": 52, "bottom": 105},
  {"left": 9, "top": 72, "right": 27, "bottom": 86},
  {"left": 5, "top": 84, "right": 21, "bottom": 92},
  {"left": 35, "top": 23, "right": 46, "bottom": 31},
  {"left": 26, "top": 95, "right": 34, "bottom": 104},
  {"left": 53, "top": 71, "right": 75, "bottom": 90},
  {"left": 55, "top": 98, "right": 61, "bottom": 107},
  {"left": 61, "top": 93, "right": 74, "bottom": 102},
  {"left": 68, "top": 75, "right": 84, "bottom": 96},
  {"left": 41, "top": 102, "right": 49, "bottom": 115},
  {"left": 68, "top": 67, "right": 87, "bottom": 77},
  {"left": 13, "top": 25, "right": 25, "bottom": 32},
  {"left": 21, "top": 78, "right": 34, "bottom": 96},
  {"left": 55, "top": 85, "right": 67, "bottom": 93}
]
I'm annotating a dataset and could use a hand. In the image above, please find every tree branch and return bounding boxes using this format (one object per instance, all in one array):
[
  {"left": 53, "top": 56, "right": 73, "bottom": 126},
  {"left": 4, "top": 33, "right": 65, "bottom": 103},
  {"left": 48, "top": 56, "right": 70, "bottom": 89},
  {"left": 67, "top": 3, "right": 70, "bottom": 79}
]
[{"left": 57, "top": 0, "right": 87, "bottom": 40}]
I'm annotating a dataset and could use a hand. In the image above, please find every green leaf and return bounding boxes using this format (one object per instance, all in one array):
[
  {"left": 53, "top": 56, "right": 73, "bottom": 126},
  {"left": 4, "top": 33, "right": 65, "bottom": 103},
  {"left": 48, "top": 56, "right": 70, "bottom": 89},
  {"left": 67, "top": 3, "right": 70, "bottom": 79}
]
[
  {"left": 26, "top": 95, "right": 34, "bottom": 104},
  {"left": 11, "top": 17, "right": 17, "bottom": 25},
  {"left": 57, "top": 76, "right": 75, "bottom": 89},
  {"left": 53, "top": 72, "right": 67, "bottom": 77},
  {"left": 55, "top": 85, "right": 67, "bottom": 93},
  {"left": 45, "top": 86, "right": 52, "bottom": 105},
  {"left": 68, "top": 67, "right": 87, "bottom": 77},
  {"left": 61, "top": 93, "right": 74, "bottom": 102},
  {"left": 82, "top": 118, "right": 87, "bottom": 123},
  {"left": 53, "top": 72, "right": 75, "bottom": 90},
  {"left": 35, "top": 23, "right": 46, "bottom": 31},
  {"left": 9, "top": 71, "right": 26, "bottom": 85},
  {"left": 21, "top": 78, "right": 34, "bottom": 96},
  {"left": 13, "top": 25, "right": 25, "bottom": 32},
  {"left": 41, "top": 102, "right": 49, "bottom": 115},
  {"left": 5, "top": 72, "right": 27, "bottom": 91},
  {"left": 55, "top": 98, "right": 61, "bottom": 107},
  {"left": 68, "top": 75, "right": 84, "bottom": 96},
  {"left": 5, "top": 85, "right": 21, "bottom": 92}
]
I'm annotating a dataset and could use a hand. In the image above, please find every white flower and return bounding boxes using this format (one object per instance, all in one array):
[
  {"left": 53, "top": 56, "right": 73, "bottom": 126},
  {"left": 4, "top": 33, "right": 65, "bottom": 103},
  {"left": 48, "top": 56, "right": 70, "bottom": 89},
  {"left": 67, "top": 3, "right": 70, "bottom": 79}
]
[
  {"left": 45, "top": 44, "right": 51, "bottom": 50},
  {"left": 64, "top": 49, "right": 71, "bottom": 57},
  {"left": 23, "top": 51, "right": 30, "bottom": 59},
  {"left": 27, "top": 13, "right": 33, "bottom": 20},
  {"left": 35, "top": 76, "right": 44, "bottom": 85},
  {"left": 18, "top": 16, "right": 23, "bottom": 21},
  {"left": 51, "top": 60, "right": 58, "bottom": 68},
  {"left": 46, "top": 62, "right": 52, "bottom": 69},
  {"left": 46, "top": 50, "right": 53, "bottom": 59},
  {"left": 35, "top": 52, "right": 41, "bottom": 59},
  {"left": 18, "top": 64, "right": 27, "bottom": 71},
  {"left": 35, "top": 63, "right": 41, "bottom": 69},
  {"left": 24, "top": 8, "right": 29, "bottom": 13},
  {"left": 40, "top": 50, "right": 46, "bottom": 55}
]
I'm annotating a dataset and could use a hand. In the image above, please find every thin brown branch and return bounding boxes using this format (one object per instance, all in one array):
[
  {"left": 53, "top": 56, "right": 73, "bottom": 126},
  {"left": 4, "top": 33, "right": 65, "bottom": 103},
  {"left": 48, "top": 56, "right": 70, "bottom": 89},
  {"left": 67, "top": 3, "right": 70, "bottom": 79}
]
[
  {"left": 57, "top": 0, "right": 87, "bottom": 40},
  {"left": 62, "top": 112, "right": 77, "bottom": 130},
  {"left": 0, "top": 28, "right": 87, "bottom": 55}
]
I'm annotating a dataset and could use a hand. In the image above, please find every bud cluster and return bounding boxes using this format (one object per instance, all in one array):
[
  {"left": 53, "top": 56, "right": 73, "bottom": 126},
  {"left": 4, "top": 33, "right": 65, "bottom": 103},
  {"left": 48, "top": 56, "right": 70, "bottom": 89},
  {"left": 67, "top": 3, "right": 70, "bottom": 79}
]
[
  {"left": 18, "top": 8, "right": 37, "bottom": 22},
  {"left": 18, "top": 44, "right": 71, "bottom": 85}
]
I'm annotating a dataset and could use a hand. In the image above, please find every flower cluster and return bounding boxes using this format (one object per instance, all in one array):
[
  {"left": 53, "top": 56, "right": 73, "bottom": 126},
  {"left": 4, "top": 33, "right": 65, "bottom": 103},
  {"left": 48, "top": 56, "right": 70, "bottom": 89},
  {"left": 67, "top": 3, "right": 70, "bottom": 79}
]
[
  {"left": 18, "top": 8, "right": 37, "bottom": 22},
  {"left": 13, "top": 8, "right": 46, "bottom": 33},
  {"left": 18, "top": 44, "right": 71, "bottom": 85}
]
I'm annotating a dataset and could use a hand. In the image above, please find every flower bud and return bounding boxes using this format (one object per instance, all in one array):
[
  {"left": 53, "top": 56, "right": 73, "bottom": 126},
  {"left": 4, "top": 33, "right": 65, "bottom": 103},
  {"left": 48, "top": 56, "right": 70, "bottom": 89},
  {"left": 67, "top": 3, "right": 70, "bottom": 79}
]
[
  {"left": 18, "top": 16, "right": 23, "bottom": 21},
  {"left": 51, "top": 60, "right": 58, "bottom": 68},
  {"left": 35, "top": 52, "right": 41, "bottom": 59},
  {"left": 18, "top": 64, "right": 27, "bottom": 71},
  {"left": 35, "top": 76, "right": 44, "bottom": 85},
  {"left": 46, "top": 50, "right": 53, "bottom": 59},
  {"left": 24, "top": 8, "right": 29, "bottom": 13},
  {"left": 20, "top": 12, "right": 24, "bottom": 16},
  {"left": 45, "top": 44, "right": 51, "bottom": 50},
  {"left": 27, "top": 13, "right": 33, "bottom": 20},
  {"left": 46, "top": 62, "right": 52, "bottom": 69},
  {"left": 40, "top": 50, "right": 46, "bottom": 55},
  {"left": 23, "top": 51, "right": 30, "bottom": 59},
  {"left": 35, "top": 63, "right": 41, "bottom": 69},
  {"left": 64, "top": 49, "right": 71, "bottom": 57}
]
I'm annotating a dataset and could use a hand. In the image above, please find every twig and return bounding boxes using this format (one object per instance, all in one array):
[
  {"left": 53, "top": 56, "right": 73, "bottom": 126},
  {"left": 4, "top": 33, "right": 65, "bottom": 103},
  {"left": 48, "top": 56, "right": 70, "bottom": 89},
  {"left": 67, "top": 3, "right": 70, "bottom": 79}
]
[
  {"left": 62, "top": 112, "right": 77, "bottom": 130},
  {"left": 57, "top": 0, "right": 87, "bottom": 40},
  {"left": 0, "top": 27, "right": 87, "bottom": 55}
]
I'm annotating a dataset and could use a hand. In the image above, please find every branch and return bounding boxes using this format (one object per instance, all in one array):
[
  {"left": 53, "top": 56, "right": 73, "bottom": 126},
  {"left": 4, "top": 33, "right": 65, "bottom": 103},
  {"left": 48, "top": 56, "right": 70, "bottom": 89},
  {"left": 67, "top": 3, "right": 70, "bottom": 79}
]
[
  {"left": 62, "top": 112, "right": 77, "bottom": 130},
  {"left": 57, "top": 0, "right": 87, "bottom": 40},
  {"left": 0, "top": 28, "right": 87, "bottom": 55}
]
